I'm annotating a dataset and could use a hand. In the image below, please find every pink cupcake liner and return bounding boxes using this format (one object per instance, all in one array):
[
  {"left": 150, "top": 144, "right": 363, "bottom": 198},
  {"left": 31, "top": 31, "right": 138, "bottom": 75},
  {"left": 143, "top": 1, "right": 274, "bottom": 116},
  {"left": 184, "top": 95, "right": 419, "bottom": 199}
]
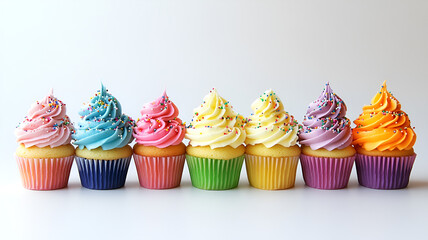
[
  {"left": 355, "top": 154, "right": 416, "bottom": 189},
  {"left": 300, "top": 154, "right": 355, "bottom": 190},
  {"left": 16, "top": 155, "right": 74, "bottom": 190},
  {"left": 133, "top": 154, "right": 186, "bottom": 189}
]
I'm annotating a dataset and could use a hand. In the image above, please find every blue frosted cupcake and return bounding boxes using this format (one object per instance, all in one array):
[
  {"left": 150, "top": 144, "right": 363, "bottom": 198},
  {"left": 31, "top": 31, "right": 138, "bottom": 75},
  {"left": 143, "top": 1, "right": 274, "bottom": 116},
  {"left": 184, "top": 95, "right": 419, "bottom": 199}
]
[{"left": 73, "top": 84, "right": 134, "bottom": 190}]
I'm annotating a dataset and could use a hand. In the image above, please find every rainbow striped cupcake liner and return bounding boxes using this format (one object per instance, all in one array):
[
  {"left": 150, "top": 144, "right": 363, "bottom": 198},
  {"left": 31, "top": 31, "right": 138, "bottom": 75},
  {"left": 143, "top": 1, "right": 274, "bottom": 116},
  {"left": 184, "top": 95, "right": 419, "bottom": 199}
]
[
  {"left": 75, "top": 156, "right": 131, "bottom": 190},
  {"left": 245, "top": 154, "right": 299, "bottom": 190},
  {"left": 133, "top": 154, "right": 186, "bottom": 189},
  {"left": 300, "top": 154, "right": 355, "bottom": 190},
  {"left": 16, "top": 155, "right": 74, "bottom": 190},
  {"left": 355, "top": 154, "right": 416, "bottom": 189},
  {"left": 186, "top": 155, "right": 244, "bottom": 190}
]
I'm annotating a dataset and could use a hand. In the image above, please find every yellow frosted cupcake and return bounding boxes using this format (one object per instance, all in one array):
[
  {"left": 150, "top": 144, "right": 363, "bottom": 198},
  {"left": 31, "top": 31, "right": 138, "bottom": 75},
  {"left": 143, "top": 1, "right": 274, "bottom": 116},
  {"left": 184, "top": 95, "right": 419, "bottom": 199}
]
[
  {"left": 245, "top": 89, "right": 300, "bottom": 190},
  {"left": 352, "top": 81, "right": 416, "bottom": 189},
  {"left": 185, "top": 88, "right": 246, "bottom": 190}
]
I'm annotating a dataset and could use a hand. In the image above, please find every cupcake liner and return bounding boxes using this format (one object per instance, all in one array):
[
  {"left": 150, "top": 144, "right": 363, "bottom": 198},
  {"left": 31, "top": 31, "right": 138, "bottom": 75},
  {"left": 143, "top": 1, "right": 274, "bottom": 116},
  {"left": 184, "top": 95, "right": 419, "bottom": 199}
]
[
  {"left": 16, "top": 155, "right": 74, "bottom": 190},
  {"left": 300, "top": 154, "right": 355, "bottom": 190},
  {"left": 75, "top": 156, "right": 131, "bottom": 190},
  {"left": 186, "top": 155, "right": 244, "bottom": 190},
  {"left": 355, "top": 153, "right": 416, "bottom": 189},
  {"left": 133, "top": 154, "right": 185, "bottom": 189},
  {"left": 245, "top": 154, "right": 300, "bottom": 190}
]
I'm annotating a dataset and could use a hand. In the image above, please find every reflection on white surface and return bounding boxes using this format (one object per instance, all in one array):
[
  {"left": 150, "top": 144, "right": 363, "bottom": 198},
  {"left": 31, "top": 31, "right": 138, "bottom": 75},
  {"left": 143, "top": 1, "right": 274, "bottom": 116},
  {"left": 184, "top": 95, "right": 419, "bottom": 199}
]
[{"left": 2, "top": 165, "right": 428, "bottom": 240}]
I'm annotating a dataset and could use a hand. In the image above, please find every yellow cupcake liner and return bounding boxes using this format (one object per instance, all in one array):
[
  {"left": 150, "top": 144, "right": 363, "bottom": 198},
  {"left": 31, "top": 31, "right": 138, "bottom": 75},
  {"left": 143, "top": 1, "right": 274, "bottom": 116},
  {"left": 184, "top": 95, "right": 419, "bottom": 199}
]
[{"left": 245, "top": 154, "right": 299, "bottom": 190}]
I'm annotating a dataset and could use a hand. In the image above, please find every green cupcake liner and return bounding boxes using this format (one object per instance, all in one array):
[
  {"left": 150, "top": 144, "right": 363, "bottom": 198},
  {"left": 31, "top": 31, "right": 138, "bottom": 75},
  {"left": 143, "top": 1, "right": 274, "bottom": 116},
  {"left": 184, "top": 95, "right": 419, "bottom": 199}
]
[{"left": 186, "top": 155, "right": 245, "bottom": 190}]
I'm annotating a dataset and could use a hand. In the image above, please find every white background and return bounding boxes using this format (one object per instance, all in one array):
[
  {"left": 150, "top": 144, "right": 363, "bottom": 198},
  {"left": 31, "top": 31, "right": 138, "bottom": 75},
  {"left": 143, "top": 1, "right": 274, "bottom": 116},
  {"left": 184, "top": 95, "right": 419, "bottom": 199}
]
[{"left": 1, "top": 1, "right": 427, "bottom": 239}]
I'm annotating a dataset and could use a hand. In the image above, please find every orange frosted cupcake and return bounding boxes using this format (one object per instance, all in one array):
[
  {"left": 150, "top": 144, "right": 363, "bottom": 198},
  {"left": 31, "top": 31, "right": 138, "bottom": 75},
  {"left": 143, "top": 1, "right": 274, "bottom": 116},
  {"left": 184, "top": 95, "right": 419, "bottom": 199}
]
[{"left": 353, "top": 81, "right": 416, "bottom": 189}]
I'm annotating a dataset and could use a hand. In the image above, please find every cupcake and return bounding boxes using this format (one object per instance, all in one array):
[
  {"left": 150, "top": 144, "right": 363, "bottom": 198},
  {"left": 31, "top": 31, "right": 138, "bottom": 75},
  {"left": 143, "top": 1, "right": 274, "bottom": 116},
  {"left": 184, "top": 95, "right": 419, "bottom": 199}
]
[
  {"left": 73, "top": 84, "right": 135, "bottom": 190},
  {"left": 185, "top": 88, "right": 246, "bottom": 190},
  {"left": 352, "top": 81, "right": 416, "bottom": 189},
  {"left": 15, "top": 90, "right": 75, "bottom": 190},
  {"left": 133, "top": 91, "right": 186, "bottom": 189},
  {"left": 245, "top": 89, "right": 301, "bottom": 190},
  {"left": 299, "top": 83, "right": 356, "bottom": 189}
]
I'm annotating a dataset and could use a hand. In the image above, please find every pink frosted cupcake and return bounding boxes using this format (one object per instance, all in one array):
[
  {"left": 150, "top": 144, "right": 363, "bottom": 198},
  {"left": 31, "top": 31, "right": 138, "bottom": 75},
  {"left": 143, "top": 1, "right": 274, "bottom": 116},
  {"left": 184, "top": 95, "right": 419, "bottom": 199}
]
[
  {"left": 15, "top": 90, "right": 75, "bottom": 190},
  {"left": 299, "top": 83, "right": 356, "bottom": 189},
  {"left": 133, "top": 91, "right": 186, "bottom": 189}
]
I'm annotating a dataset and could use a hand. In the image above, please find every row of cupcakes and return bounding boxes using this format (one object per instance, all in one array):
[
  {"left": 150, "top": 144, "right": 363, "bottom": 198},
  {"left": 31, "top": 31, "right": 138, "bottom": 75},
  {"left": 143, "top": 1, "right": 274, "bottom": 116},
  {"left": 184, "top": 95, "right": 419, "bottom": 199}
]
[{"left": 15, "top": 81, "right": 417, "bottom": 191}]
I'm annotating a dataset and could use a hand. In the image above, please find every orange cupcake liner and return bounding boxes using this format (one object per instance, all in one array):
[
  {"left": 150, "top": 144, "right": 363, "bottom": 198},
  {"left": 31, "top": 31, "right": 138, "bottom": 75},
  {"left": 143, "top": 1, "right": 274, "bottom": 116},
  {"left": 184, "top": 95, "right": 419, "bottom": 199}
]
[{"left": 16, "top": 155, "right": 74, "bottom": 190}]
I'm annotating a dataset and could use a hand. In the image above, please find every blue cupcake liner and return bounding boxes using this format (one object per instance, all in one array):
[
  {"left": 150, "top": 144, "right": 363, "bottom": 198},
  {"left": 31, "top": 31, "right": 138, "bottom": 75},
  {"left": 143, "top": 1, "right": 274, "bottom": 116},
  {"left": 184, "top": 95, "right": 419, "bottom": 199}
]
[{"left": 75, "top": 156, "right": 131, "bottom": 190}]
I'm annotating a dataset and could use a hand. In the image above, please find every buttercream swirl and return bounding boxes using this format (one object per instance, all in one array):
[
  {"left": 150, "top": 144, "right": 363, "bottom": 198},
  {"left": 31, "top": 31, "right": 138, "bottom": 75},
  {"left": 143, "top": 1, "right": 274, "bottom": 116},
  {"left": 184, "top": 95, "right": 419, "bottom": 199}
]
[
  {"left": 73, "top": 84, "right": 134, "bottom": 150},
  {"left": 299, "top": 83, "right": 352, "bottom": 150},
  {"left": 245, "top": 89, "right": 299, "bottom": 148},
  {"left": 15, "top": 90, "right": 73, "bottom": 148},
  {"left": 352, "top": 81, "right": 416, "bottom": 151},
  {"left": 185, "top": 88, "right": 246, "bottom": 149},
  {"left": 133, "top": 91, "right": 185, "bottom": 148}
]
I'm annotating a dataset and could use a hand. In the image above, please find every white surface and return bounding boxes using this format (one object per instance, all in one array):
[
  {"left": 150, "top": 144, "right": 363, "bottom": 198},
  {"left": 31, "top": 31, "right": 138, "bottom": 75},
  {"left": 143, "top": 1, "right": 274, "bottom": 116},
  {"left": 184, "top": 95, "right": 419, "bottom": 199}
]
[{"left": 1, "top": 1, "right": 428, "bottom": 240}]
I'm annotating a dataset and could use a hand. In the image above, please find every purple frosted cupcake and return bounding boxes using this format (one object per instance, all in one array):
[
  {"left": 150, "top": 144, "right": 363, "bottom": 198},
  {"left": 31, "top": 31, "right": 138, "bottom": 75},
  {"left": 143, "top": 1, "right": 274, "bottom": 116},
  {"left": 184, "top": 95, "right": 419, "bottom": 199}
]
[{"left": 299, "top": 83, "right": 356, "bottom": 190}]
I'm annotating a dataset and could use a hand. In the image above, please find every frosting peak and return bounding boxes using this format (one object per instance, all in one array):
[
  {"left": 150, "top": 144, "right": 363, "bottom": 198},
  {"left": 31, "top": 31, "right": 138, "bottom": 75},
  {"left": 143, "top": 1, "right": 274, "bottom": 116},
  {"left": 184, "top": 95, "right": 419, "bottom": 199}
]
[
  {"left": 353, "top": 81, "right": 416, "bottom": 151},
  {"left": 15, "top": 90, "right": 73, "bottom": 148},
  {"left": 308, "top": 82, "right": 347, "bottom": 119},
  {"left": 364, "top": 81, "right": 401, "bottom": 113},
  {"left": 185, "top": 88, "right": 246, "bottom": 149},
  {"left": 299, "top": 83, "right": 352, "bottom": 150},
  {"left": 245, "top": 89, "right": 299, "bottom": 148},
  {"left": 72, "top": 83, "right": 134, "bottom": 150},
  {"left": 133, "top": 91, "right": 185, "bottom": 148}
]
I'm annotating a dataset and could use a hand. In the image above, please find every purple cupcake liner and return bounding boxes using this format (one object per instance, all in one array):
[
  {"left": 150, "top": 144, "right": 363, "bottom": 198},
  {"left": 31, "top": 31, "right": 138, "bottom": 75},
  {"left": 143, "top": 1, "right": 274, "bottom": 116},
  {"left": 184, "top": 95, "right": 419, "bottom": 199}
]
[
  {"left": 300, "top": 154, "right": 355, "bottom": 190},
  {"left": 355, "top": 153, "right": 416, "bottom": 189}
]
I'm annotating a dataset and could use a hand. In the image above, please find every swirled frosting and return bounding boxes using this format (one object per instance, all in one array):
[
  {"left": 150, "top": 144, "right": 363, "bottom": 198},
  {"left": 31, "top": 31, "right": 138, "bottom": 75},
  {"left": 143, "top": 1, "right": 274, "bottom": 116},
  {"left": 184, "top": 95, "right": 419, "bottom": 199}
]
[
  {"left": 299, "top": 83, "right": 352, "bottom": 151},
  {"left": 133, "top": 91, "right": 185, "bottom": 148},
  {"left": 15, "top": 90, "right": 73, "bottom": 148},
  {"left": 185, "top": 88, "right": 246, "bottom": 149},
  {"left": 353, "top": 81, "right": 416, "bottom": 151},
  {"left": 73, "top": 84, "right": 135, "bottom": 150},
  {"left": 245, "top": 89, "right": 299, "bottom": 148}
]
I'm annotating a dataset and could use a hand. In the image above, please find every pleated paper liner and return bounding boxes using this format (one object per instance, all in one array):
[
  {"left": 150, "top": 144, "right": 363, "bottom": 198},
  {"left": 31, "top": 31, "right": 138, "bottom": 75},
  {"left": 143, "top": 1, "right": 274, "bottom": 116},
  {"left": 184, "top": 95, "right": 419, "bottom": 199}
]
[
  {"left": 75, "top": 156, "right": 131, "bottom": 190},
  {"left": 186, "top": 155, "right": 244, "bottom": 190},
  {"left": 245, "top": 154, "right": 299, "bottom": 190},
  {"left": 16, "top": 155, "right": 74, "bottom": 190},
  {"left": 300, "top": 154, "right": 355, "bottom": 190},
  {"left": 355, "top": 153, "right": 416, "bottom": 189},
  {"left": 133, "top": 154, "right": 185, "bottom": 189}
]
